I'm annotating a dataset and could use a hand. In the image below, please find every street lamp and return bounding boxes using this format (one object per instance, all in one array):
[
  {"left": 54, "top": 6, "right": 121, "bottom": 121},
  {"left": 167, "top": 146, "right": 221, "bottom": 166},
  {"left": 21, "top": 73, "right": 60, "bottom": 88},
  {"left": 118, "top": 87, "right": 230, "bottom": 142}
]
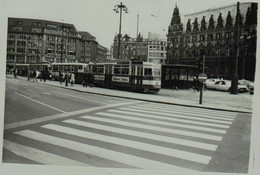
[{"left": 113, "top": 2, "right": 128, "bottom": 59}]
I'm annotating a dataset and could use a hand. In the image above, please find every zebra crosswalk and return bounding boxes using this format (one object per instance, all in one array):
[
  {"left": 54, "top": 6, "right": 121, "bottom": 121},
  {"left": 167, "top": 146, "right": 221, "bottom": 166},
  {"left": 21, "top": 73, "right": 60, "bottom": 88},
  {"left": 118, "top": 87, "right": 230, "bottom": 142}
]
[{"left": 3, "top": 102, "right": 238, "bottom": 170}]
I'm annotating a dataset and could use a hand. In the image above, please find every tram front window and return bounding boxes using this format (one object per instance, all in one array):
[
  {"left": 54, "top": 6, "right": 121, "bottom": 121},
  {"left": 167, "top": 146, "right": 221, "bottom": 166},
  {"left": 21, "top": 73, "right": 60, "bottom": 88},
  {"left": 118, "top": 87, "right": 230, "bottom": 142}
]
[
  {"left": 153, "top": 68, "right": 161, "bottom": 77},
  {"left": 144, "top": 68, "right": 152, "bottom": 76}
]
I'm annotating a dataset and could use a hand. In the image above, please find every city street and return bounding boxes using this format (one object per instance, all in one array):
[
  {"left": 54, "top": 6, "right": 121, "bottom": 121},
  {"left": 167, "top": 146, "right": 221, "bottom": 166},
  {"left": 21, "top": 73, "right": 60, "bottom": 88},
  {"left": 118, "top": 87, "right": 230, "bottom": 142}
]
[{"left": 3, "top": 77, "right": 252, "bottom": 173}]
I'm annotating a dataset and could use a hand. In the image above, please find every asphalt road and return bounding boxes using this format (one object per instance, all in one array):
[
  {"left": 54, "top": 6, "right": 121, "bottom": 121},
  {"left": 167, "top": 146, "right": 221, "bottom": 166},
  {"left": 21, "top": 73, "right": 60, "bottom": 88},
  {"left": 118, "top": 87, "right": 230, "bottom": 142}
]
[{"left": 2, "top": 77, "right": 252, "bottom": 173}]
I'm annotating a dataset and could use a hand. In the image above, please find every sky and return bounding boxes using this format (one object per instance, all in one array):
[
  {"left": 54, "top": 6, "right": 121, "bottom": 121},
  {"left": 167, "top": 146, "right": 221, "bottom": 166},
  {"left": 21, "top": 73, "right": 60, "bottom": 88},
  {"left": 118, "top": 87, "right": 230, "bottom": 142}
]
[{"left": 2, "top": 0, "right": 256, "bottom": 49}]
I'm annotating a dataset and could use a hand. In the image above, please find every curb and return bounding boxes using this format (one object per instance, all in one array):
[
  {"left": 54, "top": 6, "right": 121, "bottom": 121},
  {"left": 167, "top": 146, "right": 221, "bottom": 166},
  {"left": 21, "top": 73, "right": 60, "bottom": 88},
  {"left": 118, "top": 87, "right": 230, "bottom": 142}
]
[{"left": 7, "top": 76, "right": 252, "bottom": 114}]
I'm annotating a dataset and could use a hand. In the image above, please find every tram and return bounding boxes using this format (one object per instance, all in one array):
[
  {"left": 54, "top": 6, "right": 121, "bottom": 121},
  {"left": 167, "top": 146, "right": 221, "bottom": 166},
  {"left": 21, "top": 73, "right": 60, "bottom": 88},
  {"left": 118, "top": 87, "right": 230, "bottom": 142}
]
[
  {"left": 89, "top": 60, "right": 161, "bottom": 92},
  {"left": 6, "top": 63, "right": 50, "bottom": 77},
  {"left": 50, "top": 63, "right": 89, "bottom": 83}
]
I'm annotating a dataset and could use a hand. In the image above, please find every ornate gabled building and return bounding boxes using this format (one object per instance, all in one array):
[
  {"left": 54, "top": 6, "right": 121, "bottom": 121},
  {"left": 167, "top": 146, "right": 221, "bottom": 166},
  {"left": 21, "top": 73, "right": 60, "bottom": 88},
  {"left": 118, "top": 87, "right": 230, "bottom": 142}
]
[{"left": 167, "top": 2, "right": 257, "bottom": 81}]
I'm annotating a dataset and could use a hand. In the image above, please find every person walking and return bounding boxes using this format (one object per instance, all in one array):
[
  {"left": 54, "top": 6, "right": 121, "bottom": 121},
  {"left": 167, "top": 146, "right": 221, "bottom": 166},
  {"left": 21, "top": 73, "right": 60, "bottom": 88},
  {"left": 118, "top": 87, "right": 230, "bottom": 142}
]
[
  {"left": 59, "top": 71, "right": 63, "bottom": 84},
  {"left": 70, "top": 73, "right": 75, "bottom": 86},
  {"left": 27, "top": 70, "right": 31, "bottom": 81},
  {"left": 33, "top": 70, "right": 37, "bottom": 82},
  {"left": 65, "top": 72, "right": 69, "bottom": 86}
]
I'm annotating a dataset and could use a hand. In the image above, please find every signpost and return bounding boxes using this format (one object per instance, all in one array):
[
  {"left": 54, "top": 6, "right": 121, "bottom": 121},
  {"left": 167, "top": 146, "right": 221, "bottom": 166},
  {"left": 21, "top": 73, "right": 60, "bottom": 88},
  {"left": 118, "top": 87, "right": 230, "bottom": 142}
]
[{"left": 198, "top": 73, "right": 207, "bottom": 104}]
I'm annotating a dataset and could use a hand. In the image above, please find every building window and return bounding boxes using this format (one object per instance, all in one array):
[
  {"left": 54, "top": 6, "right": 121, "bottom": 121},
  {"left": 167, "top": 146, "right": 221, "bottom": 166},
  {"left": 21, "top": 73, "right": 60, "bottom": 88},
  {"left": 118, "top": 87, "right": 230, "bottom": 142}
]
[
  {"left": 12, "top": 26, "right": 22, "bottom": 31},
  {"left": 207, "top": 34, "right": 213, "bottom": 40},
  {"left": 32, "top": 28, "right": 42, "bottom": 33},
  {"left": 13, "top": 21, "right": 23, "bottom": 25},
  {"left": 33, "top": 22, "right": 41, "bottom": 26},
  {"left": 200, "top": 35, "right": 205, "bottom": 41},
  {"left": 216, "top": 33, "right": 222, "bottom": 40}
]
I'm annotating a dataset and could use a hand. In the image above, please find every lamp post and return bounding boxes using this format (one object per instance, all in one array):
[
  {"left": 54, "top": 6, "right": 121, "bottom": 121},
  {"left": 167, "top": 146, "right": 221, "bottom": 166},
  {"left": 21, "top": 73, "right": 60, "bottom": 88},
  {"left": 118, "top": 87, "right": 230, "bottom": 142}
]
[{"left": 113, "top": 2, "right": 128, "bottom": 59}]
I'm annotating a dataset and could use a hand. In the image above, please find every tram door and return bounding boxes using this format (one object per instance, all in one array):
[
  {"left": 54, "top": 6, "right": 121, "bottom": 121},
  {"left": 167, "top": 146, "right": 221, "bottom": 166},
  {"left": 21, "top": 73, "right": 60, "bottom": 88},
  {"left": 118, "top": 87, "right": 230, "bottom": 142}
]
[{"left": 104, "top": 65, "right": 112, "bottom": 88}]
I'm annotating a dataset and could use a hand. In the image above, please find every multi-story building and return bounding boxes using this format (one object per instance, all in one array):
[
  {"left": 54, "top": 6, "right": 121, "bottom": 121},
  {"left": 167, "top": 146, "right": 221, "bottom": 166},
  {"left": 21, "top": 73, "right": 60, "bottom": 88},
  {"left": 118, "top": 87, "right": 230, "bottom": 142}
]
[
  {"left": 78, "top": 31, "right": 98, "bottom": 63},
  {"left": 113, "top": 33, "right": 148, "bottom": 61},
  {"left": 112, "top": 33, "right": 166, "bottom": 63},
  {"left": 97, "top": 44, "right": 108, "bottom": 61},
  {"left": 147, "top": 32, "right": 167, "bottom": 64},
  {"left": 166, "top": 2, "right": 257, "bottom": 83},
  {"left": 6, "top": 17, "right": 107, "bottom": 65}
]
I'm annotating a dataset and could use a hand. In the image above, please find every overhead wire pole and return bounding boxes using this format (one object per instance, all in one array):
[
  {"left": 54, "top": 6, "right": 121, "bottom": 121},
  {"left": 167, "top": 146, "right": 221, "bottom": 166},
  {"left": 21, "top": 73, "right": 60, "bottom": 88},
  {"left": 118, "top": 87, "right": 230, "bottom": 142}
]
[
  {"left": 113, "top": 2, "right": 128, "bottom": 59},
  {"left": 231, "top": 2, "right": 240, "bottom": 94}
]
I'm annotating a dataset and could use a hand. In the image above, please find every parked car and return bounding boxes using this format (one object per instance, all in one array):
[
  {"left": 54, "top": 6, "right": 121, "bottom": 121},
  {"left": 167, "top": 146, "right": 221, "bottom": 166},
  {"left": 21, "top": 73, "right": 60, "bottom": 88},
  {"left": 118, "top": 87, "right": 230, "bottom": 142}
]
[
  {"left": 206, "top": 80, "right": 248, "bottom": 92},
  {"left": 249, "top": 84, "right": 254, "bottom": 95},
  {"left": 204, "top": 78, "right": 220, "bottom": 89}
]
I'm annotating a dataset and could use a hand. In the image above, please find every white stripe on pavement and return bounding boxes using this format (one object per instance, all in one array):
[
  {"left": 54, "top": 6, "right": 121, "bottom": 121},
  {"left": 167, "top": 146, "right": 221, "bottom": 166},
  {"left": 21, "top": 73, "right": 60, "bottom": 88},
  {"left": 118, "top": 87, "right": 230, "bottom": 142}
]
[
  {"left": 42, "top": 124, "right": 212, "bottom": 164},
  {"left": 15, "top": 130, "right": 191, "bottom": 170},
  {"left": 130, "top": 105, "right": 235, "bottom": 121},
  {"left": 3, "top": 140, "right": 89, "bottom": 166},
  {"left": 96, "top": 112, "right": 225, "bottom": 138},
  {"left": 14, "top": 92, "right": 65, "bottom": 113},
  {"left": 124, "top": 106, "right": 233, "bottom": 124},
  {"left": 140, "top": 104, "right": 237, "bottom": 118},
  {"left": 112, "top": 109, "right": 229, "bottom": 129},
  {"left": 65, "top": 118, "right": 221, "bottom": 149}
]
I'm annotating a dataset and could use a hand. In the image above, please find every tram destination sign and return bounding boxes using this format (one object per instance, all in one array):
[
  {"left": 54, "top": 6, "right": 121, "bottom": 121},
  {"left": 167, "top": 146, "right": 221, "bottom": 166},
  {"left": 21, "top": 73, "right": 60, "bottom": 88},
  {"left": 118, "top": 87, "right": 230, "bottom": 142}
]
[{"left": 198, "top": 73, "right": 207, "bottom": 82}]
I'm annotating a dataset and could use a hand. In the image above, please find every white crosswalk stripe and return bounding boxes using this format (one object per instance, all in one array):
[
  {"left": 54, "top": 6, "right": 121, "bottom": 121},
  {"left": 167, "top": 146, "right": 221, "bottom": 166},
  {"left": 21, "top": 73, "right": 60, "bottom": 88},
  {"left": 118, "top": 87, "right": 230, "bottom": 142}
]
[
  {"left": 109, "top": 109, "right": 230, "bottom": 129},
  {"left": 93, "top": 112, "right": 225, "bottom": 139},
  {"left": 140, "top": 103, "right": 237, "bottom": 118},
  {"left": 14, "top": 130, "right": 189, "bottom": 170},
  {"left": 128, "top": 105, "right": 235, "bottom": 122},
  {"left": 3, "top": 140, "right": 90, "bottom": 166},
  {"left": 42, "top": 124, "right": 212, "bottom": 164},
  {"left": 64, "top": 118, "right": 220, "bottom": 149},
  {"left": 4, "top": 103, "right": 237, "bottom": 169}
]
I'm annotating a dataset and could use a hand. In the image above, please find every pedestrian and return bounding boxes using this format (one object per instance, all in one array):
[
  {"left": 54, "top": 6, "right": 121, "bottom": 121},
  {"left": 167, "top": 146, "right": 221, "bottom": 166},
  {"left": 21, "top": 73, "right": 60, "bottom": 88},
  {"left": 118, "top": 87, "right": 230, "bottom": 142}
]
[
  {"left": 70, "top": 73, "right": 75, "bottom": 86},
  {"left": 49, "top": 72, "right": 52, "bottom": 81},
  {"left": 59, "top": 71, "right": 63, "bottom": 84},
  {"left": 14, "top": 68, "right": 17, "bottom": 78},
  {"left": 27, "top": 70, "right": 31, "bottom": 81},
  {"left": 65, "top": 72, "right": 69, "bottom": 86},
  {"left": 83, "top": 73, "right": 88, "bottom": 87},
  {"left": 33, "top": 70, "right": 37, "bottom": 82}
]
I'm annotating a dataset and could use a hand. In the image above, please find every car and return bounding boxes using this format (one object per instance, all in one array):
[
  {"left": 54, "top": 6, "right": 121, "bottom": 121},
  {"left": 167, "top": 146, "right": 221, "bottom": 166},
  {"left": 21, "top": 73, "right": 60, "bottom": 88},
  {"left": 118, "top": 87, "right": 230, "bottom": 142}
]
[
  {"left": 249, "top": 84, "right": 254, "bottom": 95},
  {"left": 204, "top": 78, "right": 220, "bottom": 89},
  {"left": 206, "top": 80, "right": 248, "bottom": 92}
]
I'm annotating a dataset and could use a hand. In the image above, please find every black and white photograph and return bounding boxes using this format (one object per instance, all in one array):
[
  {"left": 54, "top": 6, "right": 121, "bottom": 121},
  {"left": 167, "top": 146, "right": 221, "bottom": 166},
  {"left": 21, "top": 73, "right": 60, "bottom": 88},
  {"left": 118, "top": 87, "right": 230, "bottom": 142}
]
[{"left": 0, "top": 0, "right": 259, "bottom": 175}]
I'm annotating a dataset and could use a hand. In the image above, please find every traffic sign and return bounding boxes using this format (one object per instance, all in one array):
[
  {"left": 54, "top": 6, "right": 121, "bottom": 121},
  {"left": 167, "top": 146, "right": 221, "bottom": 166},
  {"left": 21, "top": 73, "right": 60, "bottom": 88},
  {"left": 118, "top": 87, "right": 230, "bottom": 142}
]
[{"left": 198, "top": 73, "right": 207, "bottom": 82}]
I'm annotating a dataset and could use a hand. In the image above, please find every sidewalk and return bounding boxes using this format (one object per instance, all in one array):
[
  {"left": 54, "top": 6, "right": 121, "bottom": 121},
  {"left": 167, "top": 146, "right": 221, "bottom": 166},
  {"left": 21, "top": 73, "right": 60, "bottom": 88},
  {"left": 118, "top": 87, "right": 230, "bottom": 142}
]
[{"left": 6, "top": 75, "right": 252, "bottom": 113}]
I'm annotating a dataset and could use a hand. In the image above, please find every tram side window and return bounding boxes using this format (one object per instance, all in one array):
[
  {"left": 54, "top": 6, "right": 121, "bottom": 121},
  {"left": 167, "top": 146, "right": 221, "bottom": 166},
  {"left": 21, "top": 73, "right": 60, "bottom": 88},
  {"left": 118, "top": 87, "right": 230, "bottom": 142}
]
[
  {"left": 144, "top": 68, "right": 152, "bottom": 76},
  {"left": 121, "top": 66, "right": 129, "bottom": 75},
  {"left": 137, "top": 67, "right": 143, "bottom": 76},
  {"left": 97, "top": 66, "right": 104, "bottom": 74},
  {"left": 53, "top": 65, "right": 59, "bottom": 72},
  {"left": 92, "top": 66, "right": 98, "bottom": 74},
  {"left": 114, "top": 65, "right": 121, "bottom": 74}
]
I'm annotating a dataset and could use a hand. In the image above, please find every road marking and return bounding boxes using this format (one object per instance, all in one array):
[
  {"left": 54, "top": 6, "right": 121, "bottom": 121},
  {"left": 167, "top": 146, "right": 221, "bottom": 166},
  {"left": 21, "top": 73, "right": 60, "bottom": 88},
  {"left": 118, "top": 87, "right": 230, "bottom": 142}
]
[
  {"left": 141, "top": 103, "right": 237, "bottom": 117},
  {"left": 3, "top": 140, "right": 89, "bottom": 166},
  {"left": 56, "top": 92, "right": 108, "bottom": 105},
  {"left": 14, "top": 92, "right": 65, "bottom": 113},
  {"left": 42, "top": 92, "right": 51, "bottom": 95},
  {"left": 15, "top": 130, "right": 190, "bottom": 170},
  {"left": 125, "top": 106, "right": 233, "bottom": 124},
  {"left": 27, "top": 90, "right": 37, "bottom": 93},
  {"left": 113, "top": 109, "right": 229, "bottom": 129},
  {"left": 132, "top": 105, "right": 235, "bottom": 121},
  {"left": 65, "top": 118, "right": 220, "bottom": 148},
  {"left": 42, "top": 124, "right": 212, "bottom": 164},
  {"left": 4, "top": 101, "right": 141, "bottom": 130},
  {"left": 96, "top": 112, "right": 225, "bottom": 137}
]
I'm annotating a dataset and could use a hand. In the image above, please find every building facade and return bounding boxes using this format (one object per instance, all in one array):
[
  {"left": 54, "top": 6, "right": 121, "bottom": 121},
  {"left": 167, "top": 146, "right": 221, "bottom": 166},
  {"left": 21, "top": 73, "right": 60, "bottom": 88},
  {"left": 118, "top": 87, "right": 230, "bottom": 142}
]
[
  {"left": 7, "top": 18, "right": 108, "bottom": 65},
  {"left": 112, "top": 33, "right": 166, "bottom": 63},
  {"left": 147, "top": 32, "right": 167, "bottom": 64},
  {"left": 167, "top": 2, "right": 257, "bottom": 81}
]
